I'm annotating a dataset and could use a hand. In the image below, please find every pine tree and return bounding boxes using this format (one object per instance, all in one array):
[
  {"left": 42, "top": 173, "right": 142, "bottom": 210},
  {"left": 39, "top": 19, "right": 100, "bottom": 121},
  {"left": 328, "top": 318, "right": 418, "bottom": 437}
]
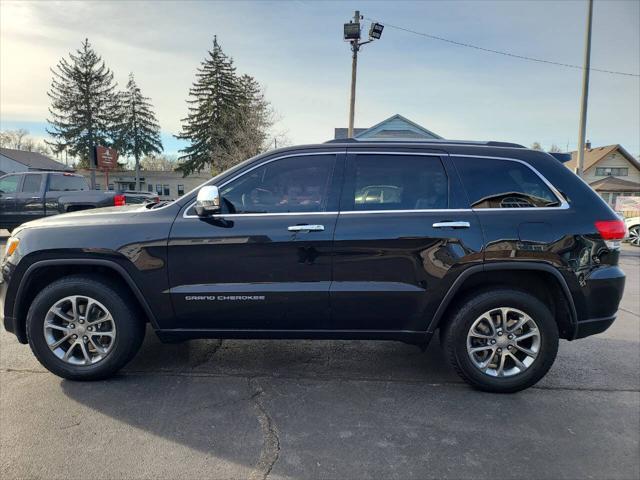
[
  {"left": 233, "top": 74, "right": 273, "bottom": 160},
  {"left": 117, "top": 73, "right": 163, "bottom": 189},
  {"left": 176, "top": 37, "right": 242, "bottom": 175},
  {"left": 46, "top": 39, "right": 120, "bottom": 168}
]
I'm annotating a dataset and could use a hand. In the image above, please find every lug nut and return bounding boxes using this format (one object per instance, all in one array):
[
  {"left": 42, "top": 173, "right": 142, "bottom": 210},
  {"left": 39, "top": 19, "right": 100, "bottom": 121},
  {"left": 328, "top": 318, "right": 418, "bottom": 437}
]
[
  {"left": 88, "top": 327, "right": 93, "bottom": 332},
  {"left": 507, "top": 345, "right": 513, "bottom": 350},
  {"left": 508, "top": 334, "right": 514, "bottom": 340},
  {"left": 83, "top": 336, "right": 88, "bottom": 341},
  {"left": 79, "top": 319, "right": 84, "bottom": 324},
  {"left": 491, "top": 339, "right": 496, "bottom": 345},
  {"left": 72, "top": 334, "right": 78, "bottom": 339},
  {"left": 69, "top": 324, "right": 75, "bottom": 329},
  {"left": 497, "top": 330, "right": 503, "bottom": 336},
  {"left": 497, "top": 348, "right": 502, "bottom": 353}
]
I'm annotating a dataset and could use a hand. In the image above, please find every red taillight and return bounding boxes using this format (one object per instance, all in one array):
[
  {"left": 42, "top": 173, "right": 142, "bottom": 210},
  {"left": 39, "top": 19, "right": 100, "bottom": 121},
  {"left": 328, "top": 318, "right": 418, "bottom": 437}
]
[
  {"left": 114, "top": 194, "right": 126, "bottom": 207},
  {"left": 595, "top": 220, "right": 626, "bottom": 240}
]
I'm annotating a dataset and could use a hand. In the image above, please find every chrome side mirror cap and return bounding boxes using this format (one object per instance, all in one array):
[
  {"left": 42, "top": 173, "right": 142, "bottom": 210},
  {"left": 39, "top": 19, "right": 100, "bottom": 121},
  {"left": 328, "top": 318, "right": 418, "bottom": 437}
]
[{"left": 195, "top": 185, "right": 221, "bottom": 216}]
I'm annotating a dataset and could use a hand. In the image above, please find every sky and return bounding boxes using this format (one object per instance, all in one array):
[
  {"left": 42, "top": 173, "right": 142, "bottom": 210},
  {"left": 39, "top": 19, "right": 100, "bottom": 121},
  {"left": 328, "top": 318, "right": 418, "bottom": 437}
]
[{"left": 1, "top": 0, "right": 639, "bottom": 158}]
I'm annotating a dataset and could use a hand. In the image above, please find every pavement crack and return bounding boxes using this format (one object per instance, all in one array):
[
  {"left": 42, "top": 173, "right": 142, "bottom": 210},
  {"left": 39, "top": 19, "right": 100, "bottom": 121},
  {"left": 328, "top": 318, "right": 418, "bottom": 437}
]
[
  {"left": 618, "top": 307, "right": 639, "bottom": 317},
  {"left": 187, "top": 339, "right": 223, "bottom": 370},
  {"left": 248, "top": 377, "right": 281, "bottom": 480}
]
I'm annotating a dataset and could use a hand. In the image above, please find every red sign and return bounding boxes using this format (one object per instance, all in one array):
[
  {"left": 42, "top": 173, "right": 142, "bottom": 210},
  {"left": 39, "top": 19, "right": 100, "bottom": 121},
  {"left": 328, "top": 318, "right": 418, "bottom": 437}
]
[{"left": 95, "top": 146, "right": 118, "bottom": 169}]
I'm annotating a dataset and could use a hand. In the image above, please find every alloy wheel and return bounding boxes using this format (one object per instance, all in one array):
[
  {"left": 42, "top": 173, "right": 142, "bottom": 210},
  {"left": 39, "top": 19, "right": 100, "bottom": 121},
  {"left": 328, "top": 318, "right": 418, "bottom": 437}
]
[
  {"left": 466, "top": 307, "right": 541, "bottom": 377},
  {"left": 43, "top": 295, "right": 116, "bottom": 365},
  {"left": 629, "top": 226, "right": 640, "bottom": 247}
]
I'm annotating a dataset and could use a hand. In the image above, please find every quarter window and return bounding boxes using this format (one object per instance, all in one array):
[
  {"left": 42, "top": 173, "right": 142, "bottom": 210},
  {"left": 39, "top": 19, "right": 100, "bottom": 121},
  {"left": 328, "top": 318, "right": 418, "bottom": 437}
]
[
  {"left": 219, "top": 155, "right": 335, "bottom": 214},
  {"left": 454, "top": 157, "right": 560, "bottom": 208},
  {"left": 344, "top": 154, "right": 448, "bottom": 210}
]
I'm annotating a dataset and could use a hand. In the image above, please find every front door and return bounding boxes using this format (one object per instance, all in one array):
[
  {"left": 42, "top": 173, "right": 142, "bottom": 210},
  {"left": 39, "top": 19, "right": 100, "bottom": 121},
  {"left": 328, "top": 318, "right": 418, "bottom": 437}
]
[
  {"left": 167, "top": 152, "right": 342, "bottom": 331},
  {"left": 0, "top": 174, "right": 22, "bottom": 229},
  {"left": 330, "top": 151, "right": 483, "bottom": 332},
  {"left": 13, "top": 173, "right": 45, "bottom": 226}
]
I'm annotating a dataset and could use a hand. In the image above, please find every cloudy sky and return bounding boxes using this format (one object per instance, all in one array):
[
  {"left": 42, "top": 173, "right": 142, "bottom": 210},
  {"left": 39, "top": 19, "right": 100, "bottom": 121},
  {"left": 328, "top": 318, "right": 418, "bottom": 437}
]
[{"left": 1, "top": 0, "right": 639, "bottom": 157}]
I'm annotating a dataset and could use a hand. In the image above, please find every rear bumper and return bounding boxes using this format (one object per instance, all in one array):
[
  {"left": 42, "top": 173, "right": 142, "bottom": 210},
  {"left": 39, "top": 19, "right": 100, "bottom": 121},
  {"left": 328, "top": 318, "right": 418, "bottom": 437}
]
[
  {"left": 571, "top": 265, "right": 625, "bottom": 340},
  {"left": 573, "top": 315, "right": 616, "bottom": 339}
]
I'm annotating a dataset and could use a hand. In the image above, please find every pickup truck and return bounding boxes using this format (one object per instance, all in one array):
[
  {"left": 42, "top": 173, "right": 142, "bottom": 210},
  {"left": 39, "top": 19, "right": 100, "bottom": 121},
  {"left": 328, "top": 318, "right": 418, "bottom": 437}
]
[{"left": 0, "top": 171, "right": 157, "bottom": 232}]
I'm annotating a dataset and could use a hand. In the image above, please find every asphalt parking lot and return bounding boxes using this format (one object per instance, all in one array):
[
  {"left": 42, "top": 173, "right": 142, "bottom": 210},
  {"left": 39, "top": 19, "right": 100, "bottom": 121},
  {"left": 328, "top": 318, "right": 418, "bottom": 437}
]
[{"left": 1, "top": 229, "right": 638, "bottom": 479}]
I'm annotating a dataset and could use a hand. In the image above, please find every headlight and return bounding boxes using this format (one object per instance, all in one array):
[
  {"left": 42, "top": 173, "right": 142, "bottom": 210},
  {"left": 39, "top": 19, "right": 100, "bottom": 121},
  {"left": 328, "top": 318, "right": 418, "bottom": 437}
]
[{"left": 4, "top": 237, "right": 19, "bottom": 258}]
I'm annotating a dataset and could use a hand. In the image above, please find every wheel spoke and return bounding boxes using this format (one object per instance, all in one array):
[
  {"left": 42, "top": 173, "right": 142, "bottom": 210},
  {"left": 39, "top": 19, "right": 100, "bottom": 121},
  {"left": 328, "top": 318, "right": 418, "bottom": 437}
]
[
  {"left": 515, "top": 330, "right": 538, "bottom": 342},
  {"left": 92, "top": 330, "right": 114, "bottom": 338},
  {"left": 507, "top": 352, "right": 526, "bottom": 371},
  {"left": 500, "top": 308, "right": 510, "bottom": 330},
  {"left": 479, "top": 348, "right": 497, "bottom": 370},
  {"left": 496, "top": 352, "right": 507, "bottom": 377},
  {"left": 87, "top": 314, "right": 112, "bottom": 327},
  {"left": 46, "top": 323, "right": 69, "bottom": 333},
  {"left": 514, "top": 344, "right": 537, "bottom": 358},
  {"left": 508, "top": 315, "right": 527, "bottom": 333},
  {"left": 470, "top": 345, "right": 494, "bottom": 354},
  {"left": 469, "top": 331, "right": 493, "bottom": 340},
  {"left": 88, "top": 336, "right": 106, "bottom": 354},
  {"left": 52, "top": 307, "right": 74, "bottom": 323},
  {"left": 63, "top": 342, "right": 78, "bottom": 361},
  {"left": 79, "top": 341, "right": 91, "bottom": 364},
  {"left": 49, "top": 334, "right": 72, "bottom": 350}
]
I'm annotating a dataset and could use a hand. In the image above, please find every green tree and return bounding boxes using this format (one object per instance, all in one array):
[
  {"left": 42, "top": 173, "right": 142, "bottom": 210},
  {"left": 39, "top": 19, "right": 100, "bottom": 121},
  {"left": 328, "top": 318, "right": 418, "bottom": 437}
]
[
  {"left": 176, "top": 37, "right": 241, "bottom": 175},
  {"left": 232, "top": 74, "right": 273, "bottom": 160},
  {"left": 117, "top": 73, "right": 163, "bottom": 189},
  {"left": 46, "top": 39, "right": 120, "bottom": 168}
]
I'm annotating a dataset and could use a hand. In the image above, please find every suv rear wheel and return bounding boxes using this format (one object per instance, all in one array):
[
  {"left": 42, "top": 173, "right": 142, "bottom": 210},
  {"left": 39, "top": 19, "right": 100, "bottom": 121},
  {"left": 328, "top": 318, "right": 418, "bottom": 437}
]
[
  {"left": 442, "top": 289, "right": 559, "bottom": 393},
  {"left": 26, "top": 275, "right": 145, "bottom": 380}
]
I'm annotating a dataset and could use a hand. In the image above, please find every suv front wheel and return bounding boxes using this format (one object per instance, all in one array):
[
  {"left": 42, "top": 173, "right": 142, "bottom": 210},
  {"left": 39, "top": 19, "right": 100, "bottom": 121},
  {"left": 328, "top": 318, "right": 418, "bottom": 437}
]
[
  {"left": 26, "top": 274, "right": 146, "bottom": 380},
  {"left": 442, "top": 289, "right": 559, "bottom": 393}
]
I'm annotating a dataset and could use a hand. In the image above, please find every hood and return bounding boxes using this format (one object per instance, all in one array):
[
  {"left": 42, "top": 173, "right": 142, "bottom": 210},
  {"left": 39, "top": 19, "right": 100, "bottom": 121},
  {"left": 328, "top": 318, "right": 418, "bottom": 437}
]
[{"left": 14, "top": 204, "right": 148, "bottom": 233}]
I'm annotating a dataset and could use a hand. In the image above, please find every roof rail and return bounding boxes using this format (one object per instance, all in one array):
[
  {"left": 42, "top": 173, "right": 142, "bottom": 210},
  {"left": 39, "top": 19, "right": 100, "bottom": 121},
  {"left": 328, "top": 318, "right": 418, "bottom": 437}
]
[{"left": 324, "top": 138, "right": 525, "bottom": 148}]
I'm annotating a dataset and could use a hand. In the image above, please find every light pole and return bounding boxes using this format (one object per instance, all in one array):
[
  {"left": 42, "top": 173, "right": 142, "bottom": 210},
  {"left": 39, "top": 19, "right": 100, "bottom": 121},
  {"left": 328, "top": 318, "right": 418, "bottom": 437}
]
[
  {"left": 344, "top": 11, "right": 384, "bottom": 138},
  {"left": 576, "top": 0, "right": 593, "bottom": 177}
]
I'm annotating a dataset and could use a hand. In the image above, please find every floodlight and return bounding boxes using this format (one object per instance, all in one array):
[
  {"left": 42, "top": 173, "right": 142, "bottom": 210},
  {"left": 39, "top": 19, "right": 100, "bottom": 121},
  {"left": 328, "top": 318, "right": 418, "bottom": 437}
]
[{"left": 369, "top": 22, "right": 384, "bottom": 40}]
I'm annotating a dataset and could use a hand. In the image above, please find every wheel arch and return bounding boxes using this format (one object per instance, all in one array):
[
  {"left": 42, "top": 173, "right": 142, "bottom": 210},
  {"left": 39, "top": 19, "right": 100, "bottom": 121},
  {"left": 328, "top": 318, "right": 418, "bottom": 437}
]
[
  {"left": 12, "top": 258, "right": 159, "bottom": 344},
  {"left": 428, "top": 262, "right": 578, "bottom": 340}
]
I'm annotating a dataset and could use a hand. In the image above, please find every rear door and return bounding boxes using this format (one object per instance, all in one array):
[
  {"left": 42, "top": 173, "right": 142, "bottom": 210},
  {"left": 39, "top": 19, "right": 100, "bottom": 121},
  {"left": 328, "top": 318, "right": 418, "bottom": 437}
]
[
  {"left": 330, "top": 149, "right": 483, "bottom": 332},
  {"left": 13, "top": 172, "right": 45, "bottom": 225}
]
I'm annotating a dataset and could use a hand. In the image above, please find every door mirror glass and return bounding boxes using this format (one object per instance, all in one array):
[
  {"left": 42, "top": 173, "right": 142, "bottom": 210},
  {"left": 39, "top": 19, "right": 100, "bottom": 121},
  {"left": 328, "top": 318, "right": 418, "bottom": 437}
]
[{"left": 195, "top": 185, "right": 221, "bottom": 216}]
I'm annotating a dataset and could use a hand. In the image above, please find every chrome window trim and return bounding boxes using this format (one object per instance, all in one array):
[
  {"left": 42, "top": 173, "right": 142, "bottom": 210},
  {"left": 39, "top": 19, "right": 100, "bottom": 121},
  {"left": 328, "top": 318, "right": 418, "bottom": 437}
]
[{"left": 182, "top": 150, "right": 570, "bottom": 219}]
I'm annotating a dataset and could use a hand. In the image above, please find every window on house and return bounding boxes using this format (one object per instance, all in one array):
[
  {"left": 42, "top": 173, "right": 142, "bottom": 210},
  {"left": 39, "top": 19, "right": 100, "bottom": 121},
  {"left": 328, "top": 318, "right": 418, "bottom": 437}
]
[
  {"left": 148, "top": 184, "right": 153, "bottom": 193},
  {"left": 156, "top": 184, "right": 162, "bottom": 195},
  {"left": 108, "top": 184, "right": 114, "bottom": 191},
  {"left": 95, "top": 184, "right": 102, "bottom": 190},
  {"left": 595, "top": 167, "right": 629, "bottom": 176},
  {"left": 163, "top": 185, "right": 170, "bottom": 196},
  {"left": 177, "top": 184, "right": 185, "bottom": 196}
]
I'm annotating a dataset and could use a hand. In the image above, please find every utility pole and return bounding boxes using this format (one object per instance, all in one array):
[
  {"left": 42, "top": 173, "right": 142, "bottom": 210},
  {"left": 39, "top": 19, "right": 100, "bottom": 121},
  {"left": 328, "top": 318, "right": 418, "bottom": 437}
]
[
  {"left": 576, "top": 0, "right": 593, "bottom": 177},
  {"left": 347, "top": 10, "right": 360, "bottom": 138},
  {"left": 344, "top": 12, "right": 384, "bottom": 138}
]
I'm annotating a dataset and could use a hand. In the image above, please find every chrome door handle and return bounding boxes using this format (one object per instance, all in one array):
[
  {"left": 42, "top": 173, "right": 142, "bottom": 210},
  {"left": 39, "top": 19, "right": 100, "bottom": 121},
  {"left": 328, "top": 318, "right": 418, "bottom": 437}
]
[
  {"left": 288, "top": 224, "right": 325, "bottom": 232},
  {"left": 432, "top": 221, "right": 471, "bottom": 228}
]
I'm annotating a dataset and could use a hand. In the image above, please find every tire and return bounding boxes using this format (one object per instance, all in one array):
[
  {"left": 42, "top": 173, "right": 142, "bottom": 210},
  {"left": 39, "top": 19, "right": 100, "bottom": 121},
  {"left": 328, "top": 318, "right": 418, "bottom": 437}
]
[
  {"left": 441, "top": 289, "right": 559, "bottom": 393},
  {"left": 26, "top": 274, "right": 145, "bottom": 380}
]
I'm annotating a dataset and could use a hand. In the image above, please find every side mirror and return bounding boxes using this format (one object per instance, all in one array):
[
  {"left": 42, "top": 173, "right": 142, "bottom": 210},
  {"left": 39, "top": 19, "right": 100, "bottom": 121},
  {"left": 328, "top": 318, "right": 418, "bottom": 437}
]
[{"left": 195, "top": 185, "right": 221, "bottom": 217}]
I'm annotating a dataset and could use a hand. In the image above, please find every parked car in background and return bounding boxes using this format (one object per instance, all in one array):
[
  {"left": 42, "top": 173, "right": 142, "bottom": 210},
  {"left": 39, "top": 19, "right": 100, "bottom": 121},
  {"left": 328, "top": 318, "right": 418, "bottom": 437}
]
[
  {"left": 120, "top": 190, "right": 160, "bottom": 205},
  {"left": 625, "top": 216, "right": 640, "bottom": 246},
  {"left": 1, "top": 140, "right": 627, "bottom": 392},
  {"left": 0, "top": 171, "right": 157, "bottom": 232}
]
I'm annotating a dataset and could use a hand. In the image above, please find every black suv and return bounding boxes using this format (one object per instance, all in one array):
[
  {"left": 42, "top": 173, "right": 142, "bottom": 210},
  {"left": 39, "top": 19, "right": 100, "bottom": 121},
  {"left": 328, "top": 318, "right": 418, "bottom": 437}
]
[{"left": 1, "top": 140, "right": 626, "bottom": 392}]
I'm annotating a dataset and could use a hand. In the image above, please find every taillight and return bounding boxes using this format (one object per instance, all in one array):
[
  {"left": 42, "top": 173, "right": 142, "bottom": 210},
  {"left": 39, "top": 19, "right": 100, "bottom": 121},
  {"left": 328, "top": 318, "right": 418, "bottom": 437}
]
[
  {"left": 595, "top": 220, "right": 626, "bottom": 240},
  {"left": 114, "top": 194, "right": 126, "bottom": 207}
]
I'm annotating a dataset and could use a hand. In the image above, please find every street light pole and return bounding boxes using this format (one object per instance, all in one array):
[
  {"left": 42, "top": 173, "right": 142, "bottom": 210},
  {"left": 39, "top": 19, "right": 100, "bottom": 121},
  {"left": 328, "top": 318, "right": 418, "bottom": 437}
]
[
  {"left": 347, "top": 10, "right": 360, "bottom": 138},
  {"left": 576, "top": 0, "right": 593, "bottom": 178}
]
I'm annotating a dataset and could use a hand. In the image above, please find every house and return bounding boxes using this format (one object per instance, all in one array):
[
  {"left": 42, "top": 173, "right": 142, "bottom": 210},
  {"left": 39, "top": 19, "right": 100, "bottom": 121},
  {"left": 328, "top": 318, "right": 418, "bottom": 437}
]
[
  {"left": 564, "top": 143, "right": 640, "bottom": 208},
  {"left": 0, "top": 147, "right": 72, "bottom": 176},
  {"left": 76, "top": 169, "right": 210, "bottom": 200},
  {"left": 334, "top": 114, "right": 443, "bottom": 140}
]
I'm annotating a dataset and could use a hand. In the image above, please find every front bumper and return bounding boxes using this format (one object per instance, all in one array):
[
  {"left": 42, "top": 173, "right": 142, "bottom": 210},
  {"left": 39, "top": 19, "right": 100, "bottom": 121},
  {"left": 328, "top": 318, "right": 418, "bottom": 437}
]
[{"left": 573, "top": 315, "right": 616, "bottom": 339}]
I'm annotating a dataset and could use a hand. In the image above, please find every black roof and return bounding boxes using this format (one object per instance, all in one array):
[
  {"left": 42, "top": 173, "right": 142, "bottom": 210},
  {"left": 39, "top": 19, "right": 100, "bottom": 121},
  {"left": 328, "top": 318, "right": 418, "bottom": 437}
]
[{"left": 0, "top": 147, "right": 72, "bottom": 171}]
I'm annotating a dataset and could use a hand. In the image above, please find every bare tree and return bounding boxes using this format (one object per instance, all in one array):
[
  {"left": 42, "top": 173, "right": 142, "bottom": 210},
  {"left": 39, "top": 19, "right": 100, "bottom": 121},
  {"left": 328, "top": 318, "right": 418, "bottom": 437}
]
[
  {"left": 530, "top": 142, "right": 543, "bottom": 151},
  {"left": 0, "top": 129, "right": 51, "bottom": 155},
  {"left": 548, "top": 144, "right": 563, "bottom": 153},
  {"left": 140, "top": 154, "right": 176, "bottom": 172}
]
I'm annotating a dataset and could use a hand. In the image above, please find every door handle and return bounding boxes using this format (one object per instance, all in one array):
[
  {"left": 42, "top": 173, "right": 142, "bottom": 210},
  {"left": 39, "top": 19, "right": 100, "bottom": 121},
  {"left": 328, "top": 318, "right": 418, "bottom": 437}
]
[
  {"left": 432, "top": 221, "right": 471, "bottom": 229},
  {"left": 288, "top": 224, "right": 325, "bottom": 232}
]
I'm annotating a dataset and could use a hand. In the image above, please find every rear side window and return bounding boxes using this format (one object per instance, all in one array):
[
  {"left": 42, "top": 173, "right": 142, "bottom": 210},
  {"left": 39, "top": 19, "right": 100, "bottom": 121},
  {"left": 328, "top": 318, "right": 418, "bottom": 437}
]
[
  {"left": 21, "top": 174, "right": 43, "bottom": 193},
  {"left": 454, "top": 157, "right": 560, "bottom": 209},
  {"left": 343, "top": 154, "right": 448, "bottom": 211},
  {"left": 48, "top": 174, "right": 89, "bottom": 192}
]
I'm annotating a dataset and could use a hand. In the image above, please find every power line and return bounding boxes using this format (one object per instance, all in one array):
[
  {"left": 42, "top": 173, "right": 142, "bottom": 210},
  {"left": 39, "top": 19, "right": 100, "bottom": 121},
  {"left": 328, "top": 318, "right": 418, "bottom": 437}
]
[{"left": 367, "top": 18, "right": 640, "bottom": 78}]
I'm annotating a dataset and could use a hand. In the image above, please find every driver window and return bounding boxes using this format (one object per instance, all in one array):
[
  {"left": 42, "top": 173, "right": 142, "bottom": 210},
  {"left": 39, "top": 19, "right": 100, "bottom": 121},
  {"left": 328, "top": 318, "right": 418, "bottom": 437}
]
[
  {"left": 0, "top": 175, "right": 20, "bottom": 194},
  {"left": 220, "top": 155, "right": 335, "bottom": 214}
]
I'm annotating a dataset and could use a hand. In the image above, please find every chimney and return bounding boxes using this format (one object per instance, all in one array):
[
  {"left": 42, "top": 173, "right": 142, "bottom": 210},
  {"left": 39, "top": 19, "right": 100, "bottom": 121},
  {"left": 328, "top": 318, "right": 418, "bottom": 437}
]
[{"left": 585, "top": 140, "right": 591, "bottom": 150}]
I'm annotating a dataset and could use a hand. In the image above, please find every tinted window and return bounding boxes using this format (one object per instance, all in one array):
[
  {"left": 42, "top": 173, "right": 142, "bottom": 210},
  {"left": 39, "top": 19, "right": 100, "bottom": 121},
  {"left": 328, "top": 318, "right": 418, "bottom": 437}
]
[
  {"left": 454, "top": 157, "right": 559, "bottom": 208},
  {"left": 344, "top": 154, "right": 447, "bottom": 210},
  {"left": 0, "top": 175, "right": 20, "bottom": 194},
  {"left": 220, "top": 155, "right": 335, "bottom": 214},
  {"left": 21, "top": 174, "right": 42, "bottom": 193},
  {"left": 48, "top": 174, "right": 89, "bottom": 192}
]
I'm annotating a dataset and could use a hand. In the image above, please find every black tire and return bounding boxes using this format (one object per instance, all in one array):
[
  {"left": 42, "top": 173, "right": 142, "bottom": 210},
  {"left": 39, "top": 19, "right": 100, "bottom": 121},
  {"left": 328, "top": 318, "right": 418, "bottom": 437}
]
[
  {"left": 26, "top": 274, "right": 145, "bottom": 380},
  {"left": 441, "top": 289, "right": 559, "bottom": 393}
]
